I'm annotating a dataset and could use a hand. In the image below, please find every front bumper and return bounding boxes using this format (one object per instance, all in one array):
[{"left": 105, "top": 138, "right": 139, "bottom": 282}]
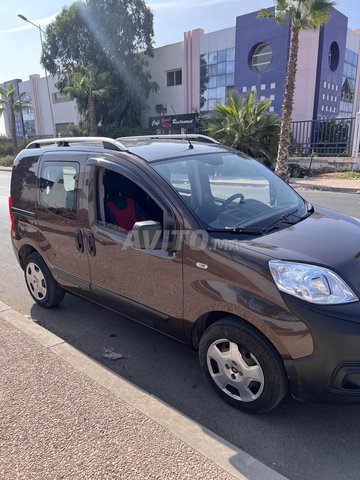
[{"left": 283, "top": 295, "right": 360, "bottom": 403}]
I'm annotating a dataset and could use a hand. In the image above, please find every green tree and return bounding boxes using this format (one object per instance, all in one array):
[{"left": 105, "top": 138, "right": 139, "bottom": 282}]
[
  {"left": 41, "top": 0, "right": 157, "bottom": 133},
  {"left": 259, "top": 0, "right": 335, "bottom": 179},
  {"left": 64, "top": 65, "right": 108, "bottom": 136},
  {"left": 207, "top": 91, "right": 280, "bottom": 162},
  {"left": 0, "top": 83, "right": 32, "bottom": 155}
]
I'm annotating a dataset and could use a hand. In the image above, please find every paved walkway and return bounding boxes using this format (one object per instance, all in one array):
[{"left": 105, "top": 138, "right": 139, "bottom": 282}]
[
  {"left": 0, "top": 301, "right": 287, "bottom": 480},
  {"left": 290, "top": 173, "right": 360, "bottom": 193}
]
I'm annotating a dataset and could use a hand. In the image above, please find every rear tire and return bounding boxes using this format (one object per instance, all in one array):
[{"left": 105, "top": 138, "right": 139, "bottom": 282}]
[
  {"left": 199, "top": 317, "right": 287, "bottom": 413},
  {"left": 24, "top": 252, "right": 65, "bottom": 308}
]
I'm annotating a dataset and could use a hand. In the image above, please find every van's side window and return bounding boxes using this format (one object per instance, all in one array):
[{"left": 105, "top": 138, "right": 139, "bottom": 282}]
[
  {"left": 96, "top": 168, "right": 163, "bottom": 232},
  {"left": 39, "top": 162, "right": 78, "bottom": 218}
]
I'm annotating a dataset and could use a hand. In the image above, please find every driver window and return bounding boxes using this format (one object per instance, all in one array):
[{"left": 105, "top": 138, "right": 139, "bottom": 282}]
[{"left": 96, "top": 168, "right": 163, "bottom": 233}]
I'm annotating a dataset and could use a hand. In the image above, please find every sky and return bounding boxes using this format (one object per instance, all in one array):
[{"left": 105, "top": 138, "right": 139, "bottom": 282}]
[{"left": 1, "top": 0, "right": 360, "bottom": 83}]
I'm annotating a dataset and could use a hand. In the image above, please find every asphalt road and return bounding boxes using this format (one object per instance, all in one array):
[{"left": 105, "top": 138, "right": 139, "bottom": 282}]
[{"left": 1, "top": 168, "right": 360, "bottom": 480}]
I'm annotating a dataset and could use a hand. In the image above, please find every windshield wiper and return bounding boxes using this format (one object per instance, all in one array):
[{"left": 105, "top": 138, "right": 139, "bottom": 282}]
[
  {"left": 207, "top": 227, "right": 264, "bottom": 235},
  {"left": 262, "top": 207, "right": 302, "bottom": 233},
  {"left": 208, "top": 204, "right": 314, "bottom": 236}
]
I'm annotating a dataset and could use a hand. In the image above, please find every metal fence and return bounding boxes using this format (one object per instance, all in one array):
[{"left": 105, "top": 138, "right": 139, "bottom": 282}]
[{"left": 290, "top": 117, "right": 355, "bottom": 157}]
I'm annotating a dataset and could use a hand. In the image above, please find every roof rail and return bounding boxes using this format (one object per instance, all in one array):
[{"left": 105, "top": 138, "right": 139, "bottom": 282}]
[
  {"left": 26, "top": 137, "right": 128, "bottom": 152},
  {"left": 117, "top": 134, "right": 220, "bottom": 145}
]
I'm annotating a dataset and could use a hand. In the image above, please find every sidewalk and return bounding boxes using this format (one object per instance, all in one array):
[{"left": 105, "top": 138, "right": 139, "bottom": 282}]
[
  {"left": 290, "top": 173, "right": 360, "bottom": 193},
  {"left": 0, "top": 301, "right": 287, "bottom": 480}
]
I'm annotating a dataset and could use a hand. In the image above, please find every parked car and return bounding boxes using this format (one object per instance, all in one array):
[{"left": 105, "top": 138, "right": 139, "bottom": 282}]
[{"left": 9, "top": 135, "right": 360, "bottom": 413}]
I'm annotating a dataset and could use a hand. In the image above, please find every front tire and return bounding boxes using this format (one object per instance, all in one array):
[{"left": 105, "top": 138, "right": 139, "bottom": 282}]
[
  {"left": 24, "top": 252, "right": 65, "bottom": 308},
  {"left": 199, "top": 317, "right": 287, "bottom": 413}
]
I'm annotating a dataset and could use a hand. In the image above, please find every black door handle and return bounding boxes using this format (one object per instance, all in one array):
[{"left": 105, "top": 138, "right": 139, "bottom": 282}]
[
  {"left": 75, "top": 229, "right": 84, "bottom": 253},
  {"left": 87, "top": 231, "right": 96, "bottom": 256}
]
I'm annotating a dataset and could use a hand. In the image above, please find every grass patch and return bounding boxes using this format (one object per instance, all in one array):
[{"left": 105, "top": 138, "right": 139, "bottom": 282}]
[
  {"left": 341, "top": 171, "right": 360, "bottom": 180},
  {"left": 0, "top": 155, "right": 14, "bottom": 167}
]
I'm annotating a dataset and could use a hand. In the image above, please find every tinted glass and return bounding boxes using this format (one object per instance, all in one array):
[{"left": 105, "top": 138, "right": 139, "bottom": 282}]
[
  {"left": 153, "top": 153, "right": 304, "bottom": 230},
  {"left": 167, "top": 71, "right": 174, "bottom": 87},
  {"left": 175, "top": 69, "right": 182, "bottom": 85},
  {"left": 251, "top": 43, "right": 272, "bottom": 72},
  {"left": 39, "top": 162, "right": 78, "bottom": 218}
]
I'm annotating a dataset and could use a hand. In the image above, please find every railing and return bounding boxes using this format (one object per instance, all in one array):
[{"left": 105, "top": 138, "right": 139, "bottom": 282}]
[{"left": 290, "top": 117, "right": 355, "bottom": 157}]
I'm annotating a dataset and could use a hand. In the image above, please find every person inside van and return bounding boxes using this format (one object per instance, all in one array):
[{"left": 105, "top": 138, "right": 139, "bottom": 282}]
[{"left": 103, "top": 171, "right": 150, "bottom": 232}]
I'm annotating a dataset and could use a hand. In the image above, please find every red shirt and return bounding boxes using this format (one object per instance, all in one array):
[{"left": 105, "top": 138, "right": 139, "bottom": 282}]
[{"left": 106, "top": 198, "right": 138, "bottom": 231}]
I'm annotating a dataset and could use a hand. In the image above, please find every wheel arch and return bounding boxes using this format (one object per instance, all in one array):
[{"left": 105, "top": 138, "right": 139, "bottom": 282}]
[
  {"left": 18, "top": 244, "right": 37, "bottom": 270},
  {"left": 191, "top": 310, "right": 289, "bottom": 362}
]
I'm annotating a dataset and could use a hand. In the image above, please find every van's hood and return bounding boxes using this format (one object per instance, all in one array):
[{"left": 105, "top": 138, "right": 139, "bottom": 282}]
[{"left": 245, "top": 205, "right": 360, "bottom": 295}]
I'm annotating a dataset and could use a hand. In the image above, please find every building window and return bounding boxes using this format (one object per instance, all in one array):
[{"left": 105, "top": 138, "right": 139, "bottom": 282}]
[
  {"left": 270, "top": 94, "right": 275, "bottom": 101},
  {"left": 52, "top": 92, "right": 71, "bottom": 104},
  {"left": 200, "top": 48, "right": 237, "bottom": 111},
  {"left": 339, "top": 48, "right": 358, "bottom": 117},
  {"left": 166, "top": 69, "right": 182, "bottom": 87},
  {"left": 261, "top": 84, "right": 266, "bottom": 90},
  {"left": 341, "top": 78, "right": 354, "bottom": 102},
  {"left": 328, "top": 42, "right": 340, "bottom": 72},
  {"left": 242, "top": 86, "right": 247, "bottom": 93},
  {"left": 249, "top": 43, "right": 272, "bottom": 72},
  {"left": 270, "top": 82, "right": 276, "bottom": 89},
  {"left": 269, "top": 106, "right": 274, "bottom": 112}
]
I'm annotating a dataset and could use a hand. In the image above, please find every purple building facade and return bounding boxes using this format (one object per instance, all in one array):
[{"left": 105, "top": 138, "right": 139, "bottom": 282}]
[
  {"left": 234, "top": 9, "right": 290, "bottom": 115},
  {"left": 146, "top": 7, "right": 360, "bottom": 125}
]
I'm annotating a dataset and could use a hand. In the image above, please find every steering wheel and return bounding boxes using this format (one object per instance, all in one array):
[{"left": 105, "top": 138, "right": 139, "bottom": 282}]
[{"left": 218, "top": 193, "right": 245, "bottom": 214}]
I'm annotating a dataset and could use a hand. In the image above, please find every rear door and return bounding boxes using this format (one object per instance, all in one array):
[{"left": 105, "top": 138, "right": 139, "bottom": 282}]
[
  {"left": 84, "top": 156, "right": 184, "bottom": 340},
  {"left": 36, "top": 151, "right": 91, "bottom": 296}
]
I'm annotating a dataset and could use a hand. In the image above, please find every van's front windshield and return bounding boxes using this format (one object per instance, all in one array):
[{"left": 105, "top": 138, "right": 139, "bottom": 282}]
[{"left": 153, "top": 152, "right": 308, "bottom": 233}]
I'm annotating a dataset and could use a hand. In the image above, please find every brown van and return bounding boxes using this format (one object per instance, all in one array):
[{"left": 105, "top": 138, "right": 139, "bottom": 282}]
[{"left": 9, "top": 135, "right": 360, "bottom": 413}]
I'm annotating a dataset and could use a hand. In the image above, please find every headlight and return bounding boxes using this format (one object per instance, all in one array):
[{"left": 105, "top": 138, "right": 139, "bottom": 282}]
[{"left": 269, "top": 260, "right": 358, "bottom": 305}]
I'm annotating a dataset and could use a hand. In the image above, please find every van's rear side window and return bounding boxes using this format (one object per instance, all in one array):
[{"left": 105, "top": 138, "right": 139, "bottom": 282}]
[{"left": 39, "top": 162, "right": 79, "bottom": 218}]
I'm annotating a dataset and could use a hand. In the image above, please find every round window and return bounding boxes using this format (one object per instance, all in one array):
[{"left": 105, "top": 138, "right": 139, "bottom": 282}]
[
  {"left": 250, "top": 43, "right": 273, "bottom": 72},
  {"left": 328, "top": 41, "right": 339, "bottom": 72}
]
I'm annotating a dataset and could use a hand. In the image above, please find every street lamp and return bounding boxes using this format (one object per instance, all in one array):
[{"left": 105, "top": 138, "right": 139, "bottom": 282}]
[{"left": 18, "top": 14, "right": 56, "bottom": 137}]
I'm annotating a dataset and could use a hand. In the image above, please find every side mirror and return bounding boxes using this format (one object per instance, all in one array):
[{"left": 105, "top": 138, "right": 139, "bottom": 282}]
[{"left": 132, "top": 221, "right": 162, "bottom": 250}]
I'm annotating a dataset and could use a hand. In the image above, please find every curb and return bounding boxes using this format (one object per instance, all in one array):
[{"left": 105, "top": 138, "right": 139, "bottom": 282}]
[
  {"left": 291, "top": 182, "right": 360, "bottom": 194},
  {"left": 0, "top": 300, "right": 288, "bottom": 480}
]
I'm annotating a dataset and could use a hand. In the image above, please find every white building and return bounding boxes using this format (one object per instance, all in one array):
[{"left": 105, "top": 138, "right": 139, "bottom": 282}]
[
  {"left": 0, "top": 74, "right": 81, "bottom": 138},
  {"left": 20, "top": 74, "right": 81, "bottom": 136}
]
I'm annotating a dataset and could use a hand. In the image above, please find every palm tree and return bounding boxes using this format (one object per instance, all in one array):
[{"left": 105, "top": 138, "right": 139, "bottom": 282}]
[
  {"left": 64, "top": 65, "right": 107, "bottom": 136},
  {"left": 259, "top": 0, "right": 335, "bottom": 179},
  {"left": 0, "top": 83, "right": 32, "bottom": 155},
  {"left": 207, "top": 91, "right": 280, "bottom": 162}
]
